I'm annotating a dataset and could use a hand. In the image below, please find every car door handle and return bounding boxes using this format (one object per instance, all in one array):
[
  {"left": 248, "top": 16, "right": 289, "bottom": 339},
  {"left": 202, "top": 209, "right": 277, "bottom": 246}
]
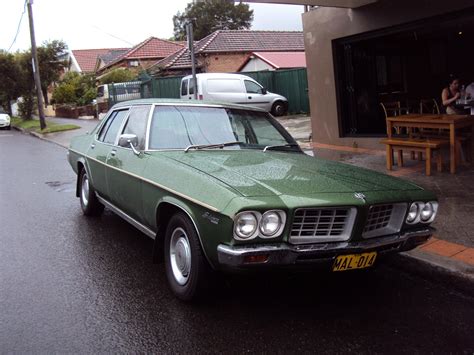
[
  {"left": 90, "top": 143, "right": 95, "bottom": 149},
  {"left": 248, "top": 96, "right": 252, "bottom": 99},
  {"left": 110, "top": 150, "right": 116, "bottom": 157}
]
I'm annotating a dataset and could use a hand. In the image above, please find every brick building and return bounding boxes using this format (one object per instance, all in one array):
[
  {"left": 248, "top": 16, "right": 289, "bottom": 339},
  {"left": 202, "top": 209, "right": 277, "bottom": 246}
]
[{"left": 148, "top": 30, "right": 304, "bottom": 77}]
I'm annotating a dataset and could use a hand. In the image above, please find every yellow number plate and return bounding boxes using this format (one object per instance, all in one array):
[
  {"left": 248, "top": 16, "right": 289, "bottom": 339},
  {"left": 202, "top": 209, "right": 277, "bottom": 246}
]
[{"left": 332, "top": 252, "right": 377, "bottom": 272}]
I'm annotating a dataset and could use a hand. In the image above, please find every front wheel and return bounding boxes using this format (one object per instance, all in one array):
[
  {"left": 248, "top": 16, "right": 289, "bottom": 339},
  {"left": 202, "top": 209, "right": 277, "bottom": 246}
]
[
  {"left": 271, "top": 101, "right": 287, "bottom": 117},
  {"left": 79, "top": 169, "right": 104, "bottom": 216},
  {"left": 164, "top": 212, "right": 215, "bottom": 301}
]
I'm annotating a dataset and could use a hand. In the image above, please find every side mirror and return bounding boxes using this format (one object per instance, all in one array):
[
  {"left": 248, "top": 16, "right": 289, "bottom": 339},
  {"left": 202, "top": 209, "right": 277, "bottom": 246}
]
[
  {"left": 261, "top": 88, "right": 267, "bottom": 95},
  {"left": 118, "top": 134, "right": 140, "bottom": 155}
]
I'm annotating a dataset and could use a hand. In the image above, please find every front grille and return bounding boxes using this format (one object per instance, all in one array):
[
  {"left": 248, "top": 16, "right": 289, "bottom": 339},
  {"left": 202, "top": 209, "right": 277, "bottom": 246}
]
[
  {"left": 362, "top": 203, "right": 408, "bottom": 239},
  {"left": 363, "top": 204, "right": 393, "bottom": 233},
  {"left": 289, "top": 207, "right": 357, "bottom": 244}
]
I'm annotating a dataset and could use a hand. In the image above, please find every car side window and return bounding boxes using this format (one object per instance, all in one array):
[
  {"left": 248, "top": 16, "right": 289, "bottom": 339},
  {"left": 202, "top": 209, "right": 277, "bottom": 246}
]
[
  {"left": 100, "top": 109, "right": 129, "bottom": 145},
  {"left": 97, "top": 111, "right": 118, "bottom": 141},
  {"left": 121, "top": 105, "right": 151, "bottom": 149},
  {"left": 244, "top": 80, "right": 263, "bottom": 94},
  {"left": 181, "top": 80, "right": 188, "bottom": 96}
]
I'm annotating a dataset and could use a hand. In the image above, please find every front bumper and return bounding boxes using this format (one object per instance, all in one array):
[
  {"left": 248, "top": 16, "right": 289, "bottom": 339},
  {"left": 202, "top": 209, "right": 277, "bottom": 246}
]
[
  {"left": 217, "top": 227, "right": 433, "bottom": 268},
  {"left": 0, "top": 121, "right": 10, "bottom": 127}
]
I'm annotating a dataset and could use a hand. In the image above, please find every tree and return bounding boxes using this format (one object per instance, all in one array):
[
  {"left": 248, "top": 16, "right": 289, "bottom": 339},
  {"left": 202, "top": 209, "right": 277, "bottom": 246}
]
[
  {"left": 0, "top": 51, "right": 22, "bottom": 114},
  {"left": 37, "top": 40, "right": 68, "bottom": 105},
  {"left": 52, "top": 72, "right": 97, "bottom": 106},
  {"left": 99, "top": 68, "right": 137, "bottom": 85},
  {"left": 173, "top": 0, "right": 253, "bottom": 41}
]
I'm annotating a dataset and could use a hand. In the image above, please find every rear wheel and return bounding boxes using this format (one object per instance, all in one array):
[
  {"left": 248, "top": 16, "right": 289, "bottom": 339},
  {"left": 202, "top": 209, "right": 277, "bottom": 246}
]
[
  {"left": 79, "top": 169, "right": 104, "bottom": 216},
  {"left": 164, "top": 212, "right": 215, "bottom": 301},
  {"left": 271, "top": 101, "right": 287, "bottom": 116}
]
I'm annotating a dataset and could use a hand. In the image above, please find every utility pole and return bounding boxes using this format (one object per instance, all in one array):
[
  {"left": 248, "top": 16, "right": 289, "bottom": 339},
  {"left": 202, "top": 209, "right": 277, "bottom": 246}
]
[
  {"left": 186, "top": 22, "right": 198, "bottom": 99},
  {"left": 27, "top": 0, "right": 46, "bottom": 129}
]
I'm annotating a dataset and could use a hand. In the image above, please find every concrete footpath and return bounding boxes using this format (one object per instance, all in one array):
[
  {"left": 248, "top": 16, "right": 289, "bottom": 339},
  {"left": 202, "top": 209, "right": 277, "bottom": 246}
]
[{"left": 14, "top": 115, "right": 474, "bottom": 283}]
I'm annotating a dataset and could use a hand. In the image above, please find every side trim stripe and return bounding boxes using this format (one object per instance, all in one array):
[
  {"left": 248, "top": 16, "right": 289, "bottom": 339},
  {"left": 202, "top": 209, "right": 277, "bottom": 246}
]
[{"left": 69, "top": 148, "right": 219, "bottom": 212}]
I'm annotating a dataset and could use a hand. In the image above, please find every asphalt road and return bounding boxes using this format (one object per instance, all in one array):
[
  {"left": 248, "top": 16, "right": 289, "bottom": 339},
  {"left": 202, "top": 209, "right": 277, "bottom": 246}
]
[{"left": 1, "top": 130, "right": 473, "bottom": 353}]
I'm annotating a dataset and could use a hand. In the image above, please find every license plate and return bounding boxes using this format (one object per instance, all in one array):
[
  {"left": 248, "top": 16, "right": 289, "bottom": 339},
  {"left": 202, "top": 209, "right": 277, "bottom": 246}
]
[{"left": 332, "top": 252, "right": 377, "bottom": 272}]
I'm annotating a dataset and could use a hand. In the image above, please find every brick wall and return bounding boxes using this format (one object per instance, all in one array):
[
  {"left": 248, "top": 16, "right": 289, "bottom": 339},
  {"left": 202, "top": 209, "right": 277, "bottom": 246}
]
[{"left": 202, "top": 52, "right": 250, "bottom": 73}]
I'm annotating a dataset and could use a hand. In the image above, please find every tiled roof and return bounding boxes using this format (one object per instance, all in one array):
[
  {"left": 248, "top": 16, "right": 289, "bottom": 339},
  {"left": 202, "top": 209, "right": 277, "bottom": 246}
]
[
  {"left": 242, "top": 51, "right": 307, "bottom": 70},
  {"left": 98, "top": 49, "right": 130, "bottom": 65},
  {"left": 71, "top": 48, "right": 128, "bottom": 73},
  {"left": 196, "top": 30, "right": 304, "bottom": 53},
  {"left": 149, "top": 30, "right": 304, "bottom": 73},
  {"left": 99, "top": 37, "right": 184, "bottom": 72}
]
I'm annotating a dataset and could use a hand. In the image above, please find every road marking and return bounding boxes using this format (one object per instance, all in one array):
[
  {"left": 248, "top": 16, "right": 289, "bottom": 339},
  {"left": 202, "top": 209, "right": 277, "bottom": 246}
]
[{"left": 0, "top": 134, "right": 14, "bottom": 137}]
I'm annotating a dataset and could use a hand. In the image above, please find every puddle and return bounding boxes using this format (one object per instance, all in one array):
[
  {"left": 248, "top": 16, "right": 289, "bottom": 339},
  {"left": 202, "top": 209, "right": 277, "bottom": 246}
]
[{"left": 45, "top": 181, "right": 75, "bottom": 193}]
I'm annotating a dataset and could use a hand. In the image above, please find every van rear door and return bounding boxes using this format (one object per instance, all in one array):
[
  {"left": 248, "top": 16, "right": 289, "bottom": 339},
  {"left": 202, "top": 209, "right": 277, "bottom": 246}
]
[{"left": 180, "top": 78, "right": 191, "bottom": 100}]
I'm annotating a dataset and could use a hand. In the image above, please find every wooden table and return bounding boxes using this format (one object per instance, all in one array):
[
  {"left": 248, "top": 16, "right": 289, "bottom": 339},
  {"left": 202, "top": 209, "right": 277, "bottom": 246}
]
[{"left": 386, "top": 114, "right": 474, "bottom": 174}]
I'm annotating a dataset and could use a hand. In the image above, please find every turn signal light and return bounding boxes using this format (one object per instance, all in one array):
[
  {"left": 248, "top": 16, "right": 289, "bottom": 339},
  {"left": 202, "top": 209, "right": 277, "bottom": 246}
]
[{"left": 243, "top": 254, "right": 269, "bottom": 264}]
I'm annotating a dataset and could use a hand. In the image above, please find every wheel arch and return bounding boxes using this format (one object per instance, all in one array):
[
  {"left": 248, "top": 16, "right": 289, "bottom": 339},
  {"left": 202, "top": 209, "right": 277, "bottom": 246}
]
[
  {"left": 153, "top": 197, "right": 214, "bottom": 268},
  {"left": 76, "top": 157, "right": 87, "bottom": 198}
]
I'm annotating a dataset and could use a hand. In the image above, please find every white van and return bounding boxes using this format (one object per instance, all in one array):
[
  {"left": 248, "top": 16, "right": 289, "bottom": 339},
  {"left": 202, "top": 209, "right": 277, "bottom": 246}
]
[{"left": 180, "top": 73, "right": 288, "bottom": 116}]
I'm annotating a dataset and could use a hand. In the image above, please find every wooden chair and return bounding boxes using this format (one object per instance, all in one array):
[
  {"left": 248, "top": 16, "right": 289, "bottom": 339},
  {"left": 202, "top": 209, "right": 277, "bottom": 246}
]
[
  {"left": 381, "top": 102, "right": 403, "bottom": 135},
  {"left": 420, "top": 99, "right": 440, "bottom": 114}
]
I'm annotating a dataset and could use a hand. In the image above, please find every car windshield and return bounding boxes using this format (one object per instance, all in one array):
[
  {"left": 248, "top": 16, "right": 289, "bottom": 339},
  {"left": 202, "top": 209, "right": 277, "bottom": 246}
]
[{"left": 148, "top": 105, "right": 298, "bottom": 151}]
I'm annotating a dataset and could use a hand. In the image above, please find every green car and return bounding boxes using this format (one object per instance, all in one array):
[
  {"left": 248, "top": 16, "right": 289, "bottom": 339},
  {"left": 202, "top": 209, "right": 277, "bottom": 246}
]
[{"left": 68, "top": 99, "right": 438, "bottom": 301}]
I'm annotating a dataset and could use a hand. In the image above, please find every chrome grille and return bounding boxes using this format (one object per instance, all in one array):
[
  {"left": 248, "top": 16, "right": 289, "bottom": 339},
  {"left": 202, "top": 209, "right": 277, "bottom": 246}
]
[
  {"left": 363, "top": 204, "right": 393, "bottom": 233},
  {"left": 362, "top": 203, "right": 408, "bottom": 239},
  {"left": 289, "top": 207, "right": 357, "bottom": 244}
]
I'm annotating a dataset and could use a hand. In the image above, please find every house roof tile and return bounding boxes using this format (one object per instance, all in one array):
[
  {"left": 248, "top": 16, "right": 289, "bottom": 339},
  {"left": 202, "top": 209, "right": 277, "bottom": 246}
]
[
  {"left": 71, "top": 48, "right": 128, "bottom": 73},
  {"left": 149, "top": 30, "right": 304, "bottom": 73}
]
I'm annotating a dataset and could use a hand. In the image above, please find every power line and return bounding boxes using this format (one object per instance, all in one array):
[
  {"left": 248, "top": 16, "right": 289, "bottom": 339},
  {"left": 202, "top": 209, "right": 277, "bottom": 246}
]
[
  {"left": 89, "top": 24, "right": 135, "bottom": 46},
  {"left": 7, "top": 0, "right": 28, "bottom": 52}
]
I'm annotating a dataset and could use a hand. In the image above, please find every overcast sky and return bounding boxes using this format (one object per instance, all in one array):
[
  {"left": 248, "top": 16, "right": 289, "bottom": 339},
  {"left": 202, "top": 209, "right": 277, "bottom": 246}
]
[{"left": 1, "top": 1, "right": 304, "bottom": 51}]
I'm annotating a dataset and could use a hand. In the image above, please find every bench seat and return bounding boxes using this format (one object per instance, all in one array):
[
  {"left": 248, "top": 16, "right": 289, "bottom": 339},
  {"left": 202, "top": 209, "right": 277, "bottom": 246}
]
[{"left": 380, "top": 138, "right": 449, "bottom": 176}]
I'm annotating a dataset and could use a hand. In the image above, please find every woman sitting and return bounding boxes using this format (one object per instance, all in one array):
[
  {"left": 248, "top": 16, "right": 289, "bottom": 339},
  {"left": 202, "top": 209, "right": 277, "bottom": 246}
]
[{"left": 441, "top": 76, "right": 465, "bottom": 114}]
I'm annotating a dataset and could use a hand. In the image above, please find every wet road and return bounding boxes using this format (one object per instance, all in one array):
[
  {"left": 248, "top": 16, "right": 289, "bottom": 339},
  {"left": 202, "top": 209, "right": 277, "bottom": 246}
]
[{"left": 1, "top": 130, "right": 473, "bottom": 353}]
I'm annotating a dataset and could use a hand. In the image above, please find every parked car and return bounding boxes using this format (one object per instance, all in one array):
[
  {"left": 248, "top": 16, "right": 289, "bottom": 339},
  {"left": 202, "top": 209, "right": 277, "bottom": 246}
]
[
  {"left": 0, "top": 110, "right": 11, "bottom": 130},
  {"left": 180, "top": 73, "right": 288, "bottom": 116},
  {"left": 68, "top": 99, "right": 437, "bottom": 301}
]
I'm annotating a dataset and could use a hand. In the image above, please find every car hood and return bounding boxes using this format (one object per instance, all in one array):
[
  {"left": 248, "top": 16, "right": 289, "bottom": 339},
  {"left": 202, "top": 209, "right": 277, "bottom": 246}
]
[{"left": 161, "top": 150, "right": 421, "bottom": 197}]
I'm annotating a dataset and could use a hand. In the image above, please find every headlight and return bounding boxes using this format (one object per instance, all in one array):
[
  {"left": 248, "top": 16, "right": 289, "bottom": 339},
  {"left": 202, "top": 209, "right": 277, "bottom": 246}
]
[
  {"left": 260, "top": 211, "right": 283, "bottom": 237},
  {"left": 420, "top": 201, "right": 438, "bottom": 223},
  {"left": 406, "top": 201, "right": 438, "bottom": 224},
  {"left": 234, "top": 212, "right": 259, "bottom": 240},
  {"left": 406, "top": 203, "right": 419, "bottom": 224}
]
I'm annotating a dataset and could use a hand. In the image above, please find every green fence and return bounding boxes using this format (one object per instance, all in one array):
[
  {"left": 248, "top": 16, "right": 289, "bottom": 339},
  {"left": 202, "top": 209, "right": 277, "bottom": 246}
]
[
  {"left": 244, "top": 68, "right": 310, "bottom": 114},
  {"left": 140, "top": 68, "right": 309, "bottom": 114}
]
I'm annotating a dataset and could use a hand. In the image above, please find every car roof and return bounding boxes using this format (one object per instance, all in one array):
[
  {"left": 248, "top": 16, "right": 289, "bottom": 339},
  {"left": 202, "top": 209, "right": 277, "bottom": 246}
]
[
  {"left": 111, "top": 98, "right": 267, "bottom": 112},
  {"left": 182, "top": 73, "right": 252, "bottom": 80}
]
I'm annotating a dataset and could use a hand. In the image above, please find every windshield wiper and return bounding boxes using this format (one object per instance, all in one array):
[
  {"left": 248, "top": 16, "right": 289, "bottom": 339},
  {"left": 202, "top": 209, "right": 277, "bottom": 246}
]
[
  {"left": 263, "top": 143, "right": 299, "bottom": 152},
  {"left": 184, "top": 141, "right": 243, "bottom": 153}
]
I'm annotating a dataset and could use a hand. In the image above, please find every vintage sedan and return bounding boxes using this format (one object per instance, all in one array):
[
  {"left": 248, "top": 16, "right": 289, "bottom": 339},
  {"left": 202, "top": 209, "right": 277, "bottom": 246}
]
[{"left": 68, "top": 99, "right": 438, "bottom": 301}]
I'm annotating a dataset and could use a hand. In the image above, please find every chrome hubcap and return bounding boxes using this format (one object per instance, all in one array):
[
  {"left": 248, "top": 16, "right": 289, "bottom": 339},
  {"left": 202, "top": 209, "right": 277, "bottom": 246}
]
[
  {"left": 170, "top": 227, "right": 191, "bottom": 285},
  {"left": 81, "top": 174, "right": 89, "bottom": 206}
]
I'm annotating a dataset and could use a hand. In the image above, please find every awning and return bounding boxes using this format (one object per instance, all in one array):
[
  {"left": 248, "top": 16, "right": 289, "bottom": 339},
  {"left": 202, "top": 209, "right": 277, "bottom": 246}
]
[{"left": 242, "top": 0, "right": 377, "bottom": 8}]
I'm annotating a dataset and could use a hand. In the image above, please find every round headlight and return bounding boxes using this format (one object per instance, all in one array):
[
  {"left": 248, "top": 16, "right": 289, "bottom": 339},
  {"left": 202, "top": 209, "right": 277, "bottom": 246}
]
[
  {"left": 420, "top": 202, "right": 435, "bottom": 222},
  {"left": 234, "top": 212, "right": 258, "bottom": 239},
  {"left": 406, "top": 203, "right": 419, "bottom": 224},
  {"left": 260, "top": 211, "right": 281, "bottom": 236}
]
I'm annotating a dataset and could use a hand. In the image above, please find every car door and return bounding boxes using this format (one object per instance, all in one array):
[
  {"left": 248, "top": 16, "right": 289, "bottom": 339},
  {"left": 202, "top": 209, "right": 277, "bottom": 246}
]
[
  {"left": 86, "top": 109, "right": 129, "bottom": 199},
  {"left": 245, "top": 79, "right": 269, "bottom": 110},
  {"left": 106, "top": 105, "right": 151, "bottom": 222}
]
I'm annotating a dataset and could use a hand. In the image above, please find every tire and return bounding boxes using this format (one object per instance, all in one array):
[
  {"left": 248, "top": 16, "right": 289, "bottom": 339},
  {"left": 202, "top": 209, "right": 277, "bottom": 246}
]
[
  {"left": 164, "top": 212, "right": 215, "bottom": 301},
  {"left": 79, "top": 168, "right": 104, "bottom": 216},
  {"left": 271, "top": 101, "right": 287, "bottom": 117}
]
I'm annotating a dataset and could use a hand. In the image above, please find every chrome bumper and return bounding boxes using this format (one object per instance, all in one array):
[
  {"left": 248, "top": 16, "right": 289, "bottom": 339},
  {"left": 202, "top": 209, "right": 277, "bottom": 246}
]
[{"left": 217, "top": 228, "right": 433, "bottom": 267}]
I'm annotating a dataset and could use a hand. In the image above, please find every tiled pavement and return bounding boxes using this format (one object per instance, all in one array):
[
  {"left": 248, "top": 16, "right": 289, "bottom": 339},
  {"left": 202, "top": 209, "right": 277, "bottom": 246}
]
[{"left": 277, "top": 115, "right": 474, "bottom": 268}]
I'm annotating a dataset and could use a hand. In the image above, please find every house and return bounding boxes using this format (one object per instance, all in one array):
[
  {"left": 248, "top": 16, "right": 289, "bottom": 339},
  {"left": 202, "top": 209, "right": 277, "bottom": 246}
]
[
  {"left": 246, "top": 0, "right": 474, "bottom": 149},
  {"left": 148, "top": 30, "right": 305, "bottom": 77},
  {"left": 238, "top": 51, "right": 306, "bottom": 72},
  {"left": 96, "top": 37, "right": 184, "bottom": 78},
  {"left": 69, "top": 48, "right": 129, "bottom": 74}
]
